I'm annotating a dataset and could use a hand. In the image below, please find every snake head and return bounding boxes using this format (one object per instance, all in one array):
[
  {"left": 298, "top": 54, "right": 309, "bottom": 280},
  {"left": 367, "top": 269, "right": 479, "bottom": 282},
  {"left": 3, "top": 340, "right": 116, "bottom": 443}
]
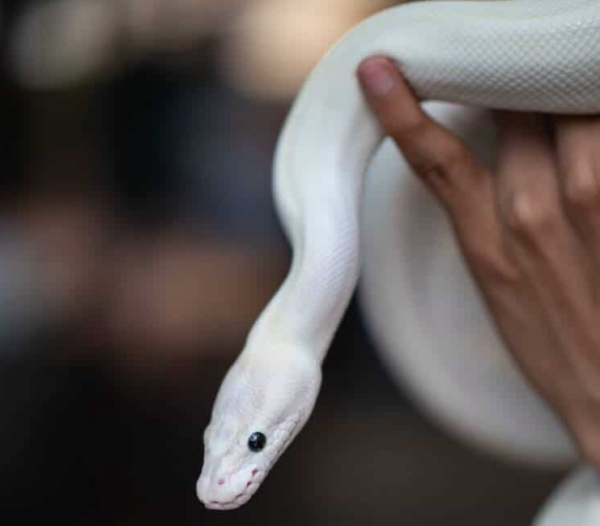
[{"left": 197, "top": 348, "right": 322, "bottom": 510}]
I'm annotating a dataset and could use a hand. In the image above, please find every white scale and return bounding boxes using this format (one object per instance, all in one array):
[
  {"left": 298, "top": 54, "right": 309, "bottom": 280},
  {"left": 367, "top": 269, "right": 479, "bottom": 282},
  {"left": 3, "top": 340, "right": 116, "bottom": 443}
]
[{"left": 359, "top": 102, "right": 598, "bottom": 526}]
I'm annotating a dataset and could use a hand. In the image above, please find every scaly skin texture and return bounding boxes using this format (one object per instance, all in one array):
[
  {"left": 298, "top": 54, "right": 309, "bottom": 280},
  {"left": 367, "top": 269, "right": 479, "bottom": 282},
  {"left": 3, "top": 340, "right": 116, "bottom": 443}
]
[
  {"left": 197, "top": 348, "right": 320, "bottom": 509},
  {"left": 197, "top": 0, "right": 600, "bottom": 511}
]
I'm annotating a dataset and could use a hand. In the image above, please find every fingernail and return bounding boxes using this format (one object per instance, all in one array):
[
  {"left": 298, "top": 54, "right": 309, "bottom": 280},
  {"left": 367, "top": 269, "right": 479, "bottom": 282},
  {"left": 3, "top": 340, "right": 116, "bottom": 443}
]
[{"left": 359, "top": 58, "right": 396, "bottom": 97}]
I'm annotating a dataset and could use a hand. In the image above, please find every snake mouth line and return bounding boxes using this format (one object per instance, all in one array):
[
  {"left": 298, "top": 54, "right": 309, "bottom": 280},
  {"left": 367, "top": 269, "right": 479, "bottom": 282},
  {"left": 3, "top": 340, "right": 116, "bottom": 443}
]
[{"left": 204, "top": 469, "right": 265, "bottom": 510}]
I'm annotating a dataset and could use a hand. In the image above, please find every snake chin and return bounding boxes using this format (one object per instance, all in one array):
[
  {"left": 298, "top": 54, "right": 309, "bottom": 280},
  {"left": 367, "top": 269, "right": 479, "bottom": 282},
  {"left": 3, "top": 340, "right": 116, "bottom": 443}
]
[{"left": 197, "top": 468, "right": 266, "bottom": 510}]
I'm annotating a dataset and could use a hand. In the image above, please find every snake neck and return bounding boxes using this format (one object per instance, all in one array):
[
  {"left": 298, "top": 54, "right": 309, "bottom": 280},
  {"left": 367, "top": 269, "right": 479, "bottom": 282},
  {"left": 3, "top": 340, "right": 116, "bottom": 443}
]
[
  {"left": 245, "top": 171, "right": 367, "bottom": 363},
  {"left": 245, "top": 100, "right": 381, "bottom": 363}
]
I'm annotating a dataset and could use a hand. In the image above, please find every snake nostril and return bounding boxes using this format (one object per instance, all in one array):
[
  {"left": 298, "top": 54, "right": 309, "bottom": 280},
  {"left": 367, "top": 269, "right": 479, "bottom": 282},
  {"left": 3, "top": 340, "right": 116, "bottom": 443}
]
[{"left": 217, "top": 478, "right": 225, "bottom": 486}]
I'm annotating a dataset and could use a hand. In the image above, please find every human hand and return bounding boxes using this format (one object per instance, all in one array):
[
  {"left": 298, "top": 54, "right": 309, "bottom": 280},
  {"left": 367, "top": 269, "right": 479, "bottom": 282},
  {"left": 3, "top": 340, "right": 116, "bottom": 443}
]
[{"left": 358, "top": 56, "right": 600, "bottom": 468}]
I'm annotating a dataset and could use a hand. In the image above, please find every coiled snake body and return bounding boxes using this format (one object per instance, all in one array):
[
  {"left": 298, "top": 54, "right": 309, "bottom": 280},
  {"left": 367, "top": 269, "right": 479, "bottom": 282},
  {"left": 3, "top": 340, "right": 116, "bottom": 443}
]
[{"left": 197, "top": 0, "right": 600, "bottom": 521}]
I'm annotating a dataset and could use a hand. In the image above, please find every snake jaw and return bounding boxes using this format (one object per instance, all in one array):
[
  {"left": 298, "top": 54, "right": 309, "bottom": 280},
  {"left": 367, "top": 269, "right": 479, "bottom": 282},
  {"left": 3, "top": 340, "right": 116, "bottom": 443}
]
[
  {"left": 198, "top": 346, "right": 321, "bottom": 510},
  {"left": 197, "top": 464, "right": 267, "bottom": 510},
  {"left": 197, "top": 432, "right": 290, "bottom": 509},
  {"left": 197, "top": 412, "right": 304, "bottom": 510}
]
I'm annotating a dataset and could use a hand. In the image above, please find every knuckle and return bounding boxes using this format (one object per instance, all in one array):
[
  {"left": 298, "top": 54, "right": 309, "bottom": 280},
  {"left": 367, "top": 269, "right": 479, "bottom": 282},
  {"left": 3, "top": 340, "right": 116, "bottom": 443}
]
[
  {"left": 386, "top": 112, "right": 427, "bottom": 139},
  {"left": 413, "top": 162, "right": 446, "bottom": 186},
  {"left": 503, "top": 191, "right": 559, "bottom": 240},
  {"left": 413, "top": 140, "right": 470, "bottom": 182},
  {"left": 464, "top": 244, "right": 521, "bottom": 286},
  {"left": 439, "top": 139, "right": 470, "bottom": 172},
  {"left": 564, "top": 164, "right": 600, "bottom": 209}
]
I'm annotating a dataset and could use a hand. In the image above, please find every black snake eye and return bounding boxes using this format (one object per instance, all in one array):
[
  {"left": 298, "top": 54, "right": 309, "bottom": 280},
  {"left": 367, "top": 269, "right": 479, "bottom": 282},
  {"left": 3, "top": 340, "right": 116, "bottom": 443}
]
[{"left": 248, "top": 432, "right": 267, "bottom": 452}]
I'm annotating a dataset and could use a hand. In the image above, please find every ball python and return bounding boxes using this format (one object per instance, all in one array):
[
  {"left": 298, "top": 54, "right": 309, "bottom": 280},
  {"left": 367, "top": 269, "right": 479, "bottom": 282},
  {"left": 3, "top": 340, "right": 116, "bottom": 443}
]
[{"left": 196, "top": 0, "right": 600, "bottom": 518}]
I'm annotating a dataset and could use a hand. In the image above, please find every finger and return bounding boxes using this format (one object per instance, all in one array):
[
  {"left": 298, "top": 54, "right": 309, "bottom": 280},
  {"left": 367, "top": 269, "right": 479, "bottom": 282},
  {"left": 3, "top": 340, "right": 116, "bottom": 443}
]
[
  {"left": 357, "top": 57, "right": 487, "bottom": 211},
  {"left": 494, "top": 112, "right": 557, "bottom": 229},
  {"left": 495, "top": 111, "right": 597, "bottom": 357},
  {"left": 355, "top": 58, "right": 572, "bottom": 396},
  {"left": 554, "top": 115, "right": 600, "bottom": 266},
  {"left": 357, "top": 59, "right": 587, "bottom": 411},
  {"left": 357, "top": 56, "right": 517, "bottom": 285}
]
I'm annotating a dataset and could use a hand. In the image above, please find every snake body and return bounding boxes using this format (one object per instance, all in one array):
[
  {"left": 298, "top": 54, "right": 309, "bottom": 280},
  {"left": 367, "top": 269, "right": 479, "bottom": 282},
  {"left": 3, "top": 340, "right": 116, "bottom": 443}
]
[{"left": 197, "top": 0, "right": 600, "bottom": 518}]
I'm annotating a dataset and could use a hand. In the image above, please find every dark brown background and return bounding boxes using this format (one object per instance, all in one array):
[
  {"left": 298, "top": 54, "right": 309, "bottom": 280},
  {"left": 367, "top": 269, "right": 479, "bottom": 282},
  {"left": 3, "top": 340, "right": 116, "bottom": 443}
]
[{"left": 0, "top": 1, "right": 566, "bottom": 524}]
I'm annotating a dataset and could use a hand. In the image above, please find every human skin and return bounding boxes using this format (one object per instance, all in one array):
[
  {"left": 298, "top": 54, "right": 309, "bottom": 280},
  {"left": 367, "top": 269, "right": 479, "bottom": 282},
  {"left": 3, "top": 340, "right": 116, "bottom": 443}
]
[{"left": 358, "top": 56, "right": 600, "bottom": 469}]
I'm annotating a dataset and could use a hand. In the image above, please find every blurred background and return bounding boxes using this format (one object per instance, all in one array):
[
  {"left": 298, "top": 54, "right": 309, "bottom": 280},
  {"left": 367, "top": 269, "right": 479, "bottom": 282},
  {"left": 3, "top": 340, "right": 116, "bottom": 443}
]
[{"left": 0, "top": 0, "right": 567, "bottom": 524}]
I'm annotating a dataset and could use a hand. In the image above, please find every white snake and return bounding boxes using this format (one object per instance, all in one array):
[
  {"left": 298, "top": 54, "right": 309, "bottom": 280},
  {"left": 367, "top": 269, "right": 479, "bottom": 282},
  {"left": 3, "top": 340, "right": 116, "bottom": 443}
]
[{"left": 196, "top": 0, "right": 600, "bottom": 517}]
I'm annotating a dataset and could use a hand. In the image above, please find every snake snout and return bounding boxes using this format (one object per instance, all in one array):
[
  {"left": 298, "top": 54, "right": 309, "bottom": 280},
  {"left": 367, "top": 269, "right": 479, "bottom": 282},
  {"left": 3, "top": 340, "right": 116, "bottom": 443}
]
[{"left": 197, "top": 467, "right": 263, "bottom": 510}]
